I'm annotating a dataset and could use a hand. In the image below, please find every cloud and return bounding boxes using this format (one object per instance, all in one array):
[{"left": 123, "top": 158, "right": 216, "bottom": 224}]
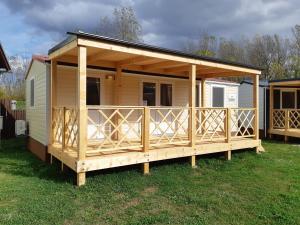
[{"left": 1, "top": 0, "right": 300, "bottom": 55}]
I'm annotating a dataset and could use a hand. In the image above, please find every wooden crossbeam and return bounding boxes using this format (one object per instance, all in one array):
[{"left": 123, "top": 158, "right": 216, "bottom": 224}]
[
  {"left": 88, "top": 50, "right": 117, "bottom": 63},
  {"left": 143, "top": 61, "right": 187, "bottom": 71},
  {"left": 117, "top": 55, "right": 155, "bottom": 66}
]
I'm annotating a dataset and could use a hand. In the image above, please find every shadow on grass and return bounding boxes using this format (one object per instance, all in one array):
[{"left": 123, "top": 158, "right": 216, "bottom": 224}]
[{"left": 0, "top": 137, "right": 75, "bottom": 184}]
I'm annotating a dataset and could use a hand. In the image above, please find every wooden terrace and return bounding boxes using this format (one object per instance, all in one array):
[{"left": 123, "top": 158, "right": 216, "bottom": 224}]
[{"left": 48, "top": 31, "right": 263, "bottom": 186}]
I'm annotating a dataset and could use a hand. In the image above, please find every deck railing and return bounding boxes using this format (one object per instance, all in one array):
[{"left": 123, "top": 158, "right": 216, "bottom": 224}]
[
  {"left": 272, "top": 109, "right": 300, "bottom": 130},
  {"left": 51, "top": 106, "right": 257, "bottom": 155}
]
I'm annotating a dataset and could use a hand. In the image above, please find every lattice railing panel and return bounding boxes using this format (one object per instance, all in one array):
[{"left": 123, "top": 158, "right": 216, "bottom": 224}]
[
  {"left": 273, "top": 109, "right": 285, "bottom": 129},
  {"left": 87, "top": 107, "right": 144, "bottom": 152},
  {"left": 231, "top": 108, "right": 255, "bottom": 138},
  {"left": 288, "top": 110, "right": 300, "bottom": 129},
  {"left": 149, "top": 107, "right": 190, "bottom": 146},
  {"left": 52, "top": 107, "right": 64, "bottom": 145},
  {"left": 195, "top": 108, "right": 227, "bottom": 142},
  {"left": 65, "top": 108, "right": 78, "bottom": 148}
]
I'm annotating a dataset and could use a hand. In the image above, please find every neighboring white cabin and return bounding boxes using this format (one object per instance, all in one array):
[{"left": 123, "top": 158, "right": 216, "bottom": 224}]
[
  {"left": 25, "top": 57, "right": 239, "bottom": 148},
  {"left": 239, "top": 80, "right": 269, "bottom": 138}
]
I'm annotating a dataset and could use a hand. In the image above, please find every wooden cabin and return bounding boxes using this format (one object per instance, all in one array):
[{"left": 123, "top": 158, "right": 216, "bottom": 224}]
[
  {"left": 269, "top": 79, "right": 300, "bottom": 141},
  {"left": 26, "top": 31, "right": 264, "bottom": 186}
]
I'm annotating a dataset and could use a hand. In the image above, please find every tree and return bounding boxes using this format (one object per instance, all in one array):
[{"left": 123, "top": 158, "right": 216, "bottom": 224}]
[
  {"left": 98, "top": 6, "right": 143, "bottom": 42},
  {"left": 290, "top": 25, "right": 300, "bottom": 77},
  {"left": 0, "top": 55, "right": 29, "bottom": 100}
]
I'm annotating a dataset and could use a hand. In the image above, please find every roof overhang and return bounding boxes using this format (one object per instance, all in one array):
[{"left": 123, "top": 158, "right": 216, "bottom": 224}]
[
  {"left": 48, "top": 31, "right": 262, "bottom": 79},
  {"left": 269, "top": 79, "right": 300, "bottom": 86},
  {"left": 0, "top": 43, "right": 11, "bottom": 72}
]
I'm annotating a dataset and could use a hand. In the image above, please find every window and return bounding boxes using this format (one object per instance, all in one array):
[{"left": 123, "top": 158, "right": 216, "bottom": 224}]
[
  {"left": 143, "top": 82, "right": 156, "bottom": 106},
  {"left": 273, "top": 90, "right": 280, "bottom": 109},
  {"left": 30, "top": 79, "right": 34, "bottom": 107},
  {"left": 86, "top": 77, "right": 100, "bottom": 105},
  {"left": 212, "top": 87, "right": 224, "bottom": 107},
  {"left": 160, "top": 83, "right": 172, "bottom": 106},
  {"left": 281, "top": 91, "right": 295, "bottom": 109}
]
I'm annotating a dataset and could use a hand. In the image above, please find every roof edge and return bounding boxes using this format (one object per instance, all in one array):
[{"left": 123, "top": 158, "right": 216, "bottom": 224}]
[{"left": 49, "top": 31, "right": 263, "bottom": 72}]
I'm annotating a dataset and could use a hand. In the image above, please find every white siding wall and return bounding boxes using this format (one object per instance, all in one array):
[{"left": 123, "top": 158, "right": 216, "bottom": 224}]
[
  {"left": 205, "top": 82, "right": 239, "bottom": 107},
  {"left": 56, "top": 66, "right": 114, "bottom": 106},
  {"left": 27, "top": 61, "right": 241, "bottom": 145},
  {"left": 238, "top": 83, "right": 265, "bottom": 130},
  {"left": 26, "top": 61, "right": 48, "bottom": 145}
]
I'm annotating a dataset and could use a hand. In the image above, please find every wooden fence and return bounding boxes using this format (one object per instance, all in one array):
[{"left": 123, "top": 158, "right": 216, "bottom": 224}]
[{"left": 0, "top": 99, "right": 26, "bottom": 139}]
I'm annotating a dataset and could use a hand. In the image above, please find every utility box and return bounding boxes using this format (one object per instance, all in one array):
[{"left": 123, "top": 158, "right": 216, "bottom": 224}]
[
  {"left": 11, "top": 100, "right": 17, "bottom": 111},
  {"left": 15, "top": 120, "right": 26, "bottom": 136}
]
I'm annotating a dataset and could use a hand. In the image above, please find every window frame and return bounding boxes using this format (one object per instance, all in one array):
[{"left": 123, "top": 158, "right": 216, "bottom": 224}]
[
  {"left": 30, "top": 77, "right": 35, "bottom": 108},
  {"left": 86, "top": 77, "right": 101, "bottom": 106},
  {"left": 280, "top": 89, "right": 297, "bottom": 109},
  {"left": 211, "top": 85, "right": 225, "bottom": 108},
  {"left": 140, "top": 79, "right": 174, "bottom": 106}
]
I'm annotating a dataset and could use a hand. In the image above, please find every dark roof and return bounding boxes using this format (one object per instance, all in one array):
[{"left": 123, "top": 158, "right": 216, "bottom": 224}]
[
  {"left": 240, "top": 79, "right": 269, "bottom": 87},
  {"left": 0, "top": 43, "right": 11, "bottom": 72},
  {"left": 269, "top": 78, "right": 300, "bottom": 83},
  {"left": 48, "top": 31, "right": 262, "bottom": 71}
]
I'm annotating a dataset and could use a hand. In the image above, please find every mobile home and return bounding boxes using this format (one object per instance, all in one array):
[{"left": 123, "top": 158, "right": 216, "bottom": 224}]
[{"left": 25, "top": 31, "right": 263, "bottom": 186}]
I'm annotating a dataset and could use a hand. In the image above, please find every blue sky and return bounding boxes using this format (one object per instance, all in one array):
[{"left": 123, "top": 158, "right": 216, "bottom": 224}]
[{"left": 1, "top": 0, "right": 299, "bottom": 58}]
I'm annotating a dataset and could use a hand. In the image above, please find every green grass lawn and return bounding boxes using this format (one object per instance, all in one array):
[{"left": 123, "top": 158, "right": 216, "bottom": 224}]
[{"left": 0, "top": 138, "right": 299, "bottom": 225}]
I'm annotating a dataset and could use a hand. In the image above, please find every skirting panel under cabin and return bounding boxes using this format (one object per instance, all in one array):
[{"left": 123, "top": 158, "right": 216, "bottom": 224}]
[{"left": 27, "top": 136, "right": 49, "bottom": 162}]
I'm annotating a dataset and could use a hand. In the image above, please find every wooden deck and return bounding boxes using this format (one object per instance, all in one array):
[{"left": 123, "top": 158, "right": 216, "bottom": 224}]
[
  {"left": 269, "top": 109, "right": 300, "bottom": 139},
  {"left": 49, "top": 106, "right": 262, "bottom": 175},
  {"left": 49, "top": 137, "right": 261, "bottom": 173}
]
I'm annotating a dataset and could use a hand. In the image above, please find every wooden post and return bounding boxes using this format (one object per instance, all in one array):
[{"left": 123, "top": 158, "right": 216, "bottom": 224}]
[
  {"left": 142, "top": 107, "right": 150, "bottom": 174},
  {"left": 49, "top": 60, "right": 57, "bottom": 145},
  {"left": 200, "top": 78, "right": 206, "bottom": 134},
  {"left": 269, "top": 85, "right": 274, "bottom": 139},
  {"left": 253, "top": 74, "right": 260, "bottom": 153},
  {"left": 226, "top": 108, "right": 231, "bottom": 143},
  {"left": 113, "top": 67, "right": 122, "bottom": 140},
  {"left": 189, "top": 65, "right": 197, "bottom": 168},
  {"left": 284, "top": 109, "right": 289, "bottom": 143},
  {"left": 77, "top": 46, "right": 87, "bottom": 186},
  {"left": 201, "top": 78, "right": 206, "bottom": 108},
  {"left": 253, "top": 74, "right": 259, "bottom": 140},
  {"left": 225, "top": 150, "right": 231, "bottom": 161},
  {"left": 62, "top": 107, "right": 66, "bottom": 151}
]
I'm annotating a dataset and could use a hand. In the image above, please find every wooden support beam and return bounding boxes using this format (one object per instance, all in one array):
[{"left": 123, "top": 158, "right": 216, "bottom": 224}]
[
  {"left": 226, "top": 108, "right": 231, "bottom": 143},
  {"left": 78, "top": 38, "right": 261, "bottom": 75},
  {"left": 143, "top": 162, "right": 150, "bottom": 175},
  {"left": 201, "top": 78, "right": 206, "bottom": 107},
  {"left": 143, "top": 107, "right": 150, "bottom": 152},
  {"left": 143, "top": 61, "right": 186, "bottom": 71},
  {"left": 114, "top": 67, "right": 122, "bottom": 105},
  {"left": 49, "top": 39, "right": 77, "bottom": 59},
  {"left": 117, "top": 55, "right": 153, "bottom": 66},
  {"left": 253, "top": 74, "right": 259, "bottom": 140},
  {"left": 77, "top": 46, "right": 87, "bottom": 186},
  {"left": 88, "top": 50, "right": 117, "bottom": 63},
  {"left": 269, "top": 85, "right": 274, "bottom": 137},
  {"left": 190, "top": 155, "right": 197, "bottom": 168},
  {"left": 77, "top": 172, "right": 86, "bottom": 186},
  {"left": 188, "top": 64, "right": 196, "bottom": 148},
  {"left": 164, "top": 65, "right": 190, "bottom": 73},
  {"left": 49, "top": 60, "right": 57, "bottom": 146},
  {"left": 225, "top": 150, "right": 231, "bottom": 160}
]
